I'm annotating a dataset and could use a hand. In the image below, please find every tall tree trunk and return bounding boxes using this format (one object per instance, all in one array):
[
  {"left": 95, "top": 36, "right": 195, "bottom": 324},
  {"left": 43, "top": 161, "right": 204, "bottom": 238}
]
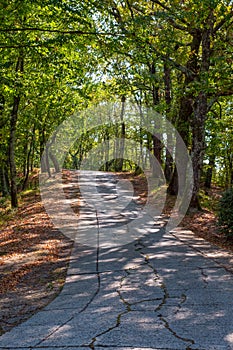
[
  {"left": 9, "top": 54, "right": 24, "bottom": 207},
  {"left": 30, "top": 135, "right": 35, "bottom": 172},
  {"left": 167, "top": 95, "right": 192, "bottom": 195},
  {"left": 40, "top": 125, "right": 60, "bottom": 176},
  {"left": 45, "top": 146, "right": 51, "bottom": 177},
  {"left": 39, "top": 126, "right": 47, "bottom": 172},
  {"left": 190, "top": 92, "right": 208, "bottom": 209},
  {"left": 115, "top": 95, "right": 126, "bottom": 171},
  {"left": 9, "top": 96, "right": 20, "bottom": 207},
  {"left": 204, "top": 154, "right": 215, "bottom": 189},
  {"left": 22, "top": 140, "right": 28, "bottom": 177},
  {"left": 189, "top": 11, "right": 214, "bottom": 209},
  {"left": 167, "top": 29, "right": 202, "bottom": 197},
  {"left": 0, "top": 166, "right": 9, "bottom": 197},
  {"left": 150, "top": 62, "right": 163, "bottom": 173},
  {"left": 163, "top": 61, "right": 173, "bottom": 183},
  {"left": 22, "top": 125, "right": 35, "bottom": 190},
  {"left": 104, "top": 128, "right": 110, "bottom": 171},
  {"left": 227, "top": 154, "right": 233, "bottom": 188},
  {"left": 0, "top": 95, "right": 8, "bottom": 196},
  {"left": 49, "top": 152, "right": 60, "bottom": 173},
  {"left": 231, "top": 167, "right": 233, "bottom": 188}
]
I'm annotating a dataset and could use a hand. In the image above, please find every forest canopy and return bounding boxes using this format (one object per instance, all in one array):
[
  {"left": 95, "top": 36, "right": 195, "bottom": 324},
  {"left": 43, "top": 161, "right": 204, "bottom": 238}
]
[{"left": 0, "top": 0, "right": 232, "bottom": 209}]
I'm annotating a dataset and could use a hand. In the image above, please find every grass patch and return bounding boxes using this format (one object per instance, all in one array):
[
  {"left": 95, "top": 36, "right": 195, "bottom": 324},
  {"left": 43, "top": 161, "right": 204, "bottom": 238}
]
[
  {"left": 0, "top": 197, "right": 16, "bottom": 226},
  {"left": 0, "top": 186, "right": 40, "bottom": 227},
  {"left": 199, "top": 186, "right": 223, "bottom": 213}
]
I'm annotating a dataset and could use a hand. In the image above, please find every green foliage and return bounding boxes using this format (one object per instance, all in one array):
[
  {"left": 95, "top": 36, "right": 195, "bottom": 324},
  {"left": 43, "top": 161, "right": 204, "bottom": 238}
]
[
  {"left": 217, "top": 188, "right": 233, "bottom": 238},
  {"left": 199, "top": 189, "right": 218, "bottom": 213},
  {"left": 0, "top": 196, "right": 15, "bottom": 226},
  {"left": 0, "top": 0, "right": 232, "bottom": 209}
]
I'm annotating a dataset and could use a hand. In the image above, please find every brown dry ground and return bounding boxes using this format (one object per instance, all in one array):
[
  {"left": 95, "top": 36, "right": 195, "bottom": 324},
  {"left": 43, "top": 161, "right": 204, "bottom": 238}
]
[{"left": 0, "top": 171, "right": 232, "bottom": 335}]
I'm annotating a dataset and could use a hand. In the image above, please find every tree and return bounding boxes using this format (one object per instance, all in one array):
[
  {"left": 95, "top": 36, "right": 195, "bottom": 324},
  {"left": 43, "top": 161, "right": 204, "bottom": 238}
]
[
  {"left": 0, "top": 0, "right": 98, "bottom": 206},
  {"left": 0, "top": 0, "right": 232, "bottom": 211},
  {"left": 90, "top": 0, "right": 233, "bottom": 209}
]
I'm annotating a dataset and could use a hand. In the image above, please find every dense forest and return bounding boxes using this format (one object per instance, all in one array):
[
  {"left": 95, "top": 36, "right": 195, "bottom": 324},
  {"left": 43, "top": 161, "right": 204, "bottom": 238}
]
[{"left": 0, "top": 0, "right": 232, "bottom": 211}]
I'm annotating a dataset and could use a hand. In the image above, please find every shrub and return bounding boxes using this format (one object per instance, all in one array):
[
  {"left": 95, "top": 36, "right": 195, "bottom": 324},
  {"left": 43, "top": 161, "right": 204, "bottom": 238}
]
[{"left": 217, "top": 188, "right": 233, "bottom": 238}]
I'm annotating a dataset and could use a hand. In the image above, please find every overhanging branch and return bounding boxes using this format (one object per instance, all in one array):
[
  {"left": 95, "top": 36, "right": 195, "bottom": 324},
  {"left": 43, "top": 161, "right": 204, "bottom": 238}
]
[{"left": 0, "top": 27, "right": 124, "bottom": 36}]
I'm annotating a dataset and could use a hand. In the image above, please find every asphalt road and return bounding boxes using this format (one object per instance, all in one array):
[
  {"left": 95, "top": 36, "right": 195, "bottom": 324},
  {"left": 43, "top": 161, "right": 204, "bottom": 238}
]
[{"left": 1, "top": 171, "right": 233, "bottom": 350}]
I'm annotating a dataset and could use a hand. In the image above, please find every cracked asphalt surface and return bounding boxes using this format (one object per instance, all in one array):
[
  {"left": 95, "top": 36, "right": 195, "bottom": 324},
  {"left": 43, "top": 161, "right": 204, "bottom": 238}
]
[{"left": 1, "top": 171, "right": 233, "bottom": 350}]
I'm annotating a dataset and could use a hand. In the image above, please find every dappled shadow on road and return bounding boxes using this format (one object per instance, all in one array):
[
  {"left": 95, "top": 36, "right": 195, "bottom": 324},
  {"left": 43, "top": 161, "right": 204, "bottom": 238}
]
[
  {"left": 1, "top": 220, "right": 233, "bottom": 349},
  {"left": 1, "top": 170, "right": 233, "bottom": 349},
  {"left": 53, "top": 230, "right": 233, "bottom": 349},
  {"left": 43, "top": 170, "right": 164, "bottom": 248}
]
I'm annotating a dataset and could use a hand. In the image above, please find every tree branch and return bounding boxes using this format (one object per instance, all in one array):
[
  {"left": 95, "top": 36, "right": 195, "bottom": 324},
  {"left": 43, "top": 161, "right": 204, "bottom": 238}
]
[
  {"left": 208, "top": 89, "right": 233, "bottom": 98},
  {"left": 217, "top": 90, "right": 233, "bottom": 97},
  {"left": 139, "top": 37, "right": 195, "bottom": 78},
  {"left": 150, "top": 0, "right": 171, "bottom": 12},
  {"left": 126, "top": 0, "right": 135, "bottom": 20},
  {"left": 0, "top": 27, "right": 124, "bottom": 36},
  {"left": 150, "top": 0, "right": 189, "bottom": 26},
  {"left": 213, "top": 11, "right": 233, "bottom": 33},
  {"left": 167, "top": 18, "right": 189, "bottom": 32}
]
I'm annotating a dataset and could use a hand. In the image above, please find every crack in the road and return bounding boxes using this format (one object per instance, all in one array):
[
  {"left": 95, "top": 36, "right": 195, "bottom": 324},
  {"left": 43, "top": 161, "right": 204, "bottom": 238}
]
[
  {"left": 198, "top": 267, "right": 208, "bottom": 288},
  {"left": 89, "top": 235, "right": 195, "bottom": 350},
  {"left": 35, "top": 223, "right": 195, "bottom": 349},
  {"left": 174, "top": 293, "right": 187, "bottom": 315},
  {"left": 36, "top": 211, "right": 101, "bottom": 347},
  {"left": 117, "top": 270, "right": 132, "bottom": 312},
  {"left": 80, "top": 209, "right": 101, "bottom": 313},
  {"left": 160, "top": 315, "right": 195, "bottom": 347},
  {"left": 7, "top": 173, "right": 233, "bottom": 350},
  {"left": 88, "top": 265, "right": 154, "bottom": 349},
  {"left": 169, "top": 231, "right": 233, "bottom": 275},
  {"left": 88, "top": 236, "right": 186, "bottom": 350},
  {"left": 88, "top": 270, "right": 131, "bottom": 349},
  {"left": 138, "top": 240, "right": 195, "bottom": 348},
  {"left": 34, "top": 315, "right": 75, "bottom": 347}
]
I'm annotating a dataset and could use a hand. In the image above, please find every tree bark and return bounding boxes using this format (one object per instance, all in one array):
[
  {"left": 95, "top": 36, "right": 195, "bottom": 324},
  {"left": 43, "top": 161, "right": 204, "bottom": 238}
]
[
  {"left": 167, "top": 95, "right": 193, "bottom": 195},
  {"left": 115, "top": 95, "right": 126, "bottom": 172},
  {"left": 39, "top": 126, "right": 47, "bottom": 172},
  {"left": 204, "top": 154, "right": 215, "bottom": 188},
  {"left": 9, "top": 96, "right": 20, "bottom": 207},
  {"left": 9, "top": 54, "right": 24, "bottom": 207},
  {"left": 189, "top": 11, "right": 214, "bottom": 209},
  {"left": 163, "top": 61, "right": 173, "bottom": 183},
  {"left": 0, "top": 166, "right": 9, "bottom": 197},
  {"left": 167, "top": 29, "right": 202, "bottom": 197},
  {"left": 49, "top": 152, "right": 60, "bottom": 173},
  {"left": 22, "top": 125, "right": 35, "bottom": 190},
  {"left": 150, "top": 62, "right": 163, "bottom": 173},
  {"left": 190, "top": 92, "right": 208, "bottom": 209}
]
